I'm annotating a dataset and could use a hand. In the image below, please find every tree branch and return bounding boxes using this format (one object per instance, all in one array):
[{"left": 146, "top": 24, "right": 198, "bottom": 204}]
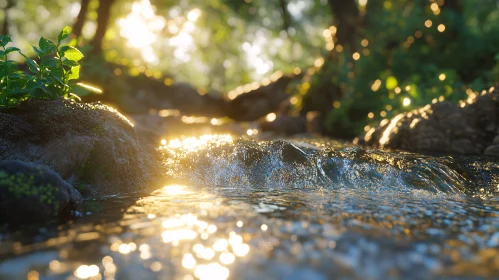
[
  {"left": 279, "top": 0, "right": 291, "bottom": 31},
  {"left": 72, "top": 0, "right": 91, "bottom": 38}
]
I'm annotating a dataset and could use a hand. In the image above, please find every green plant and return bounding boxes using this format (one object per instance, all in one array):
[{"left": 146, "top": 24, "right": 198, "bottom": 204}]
[{"left": 0, "top": 26, "right": 84, "bottom": 108}]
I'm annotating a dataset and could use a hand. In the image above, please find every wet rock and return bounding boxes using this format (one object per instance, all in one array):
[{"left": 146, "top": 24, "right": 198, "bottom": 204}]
[
  {"left": 0, "top": 98, "right": 155, "bottom": 196},
  {"left": 0, "top": 160, "right": 82, "bottom": 223},
  {"left": 484, "top": 145, "right": 499, "bottom": 156},
  {"left": 486, "top": 232, "right": 499, "bottom": 247},
  {"left": 365, "top": 86, "right": 499, "bottom": 156}
]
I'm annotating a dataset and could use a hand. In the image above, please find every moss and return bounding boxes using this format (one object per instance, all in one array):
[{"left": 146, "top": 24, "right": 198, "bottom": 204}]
[
  {"left": 74, "top": 182, "right": 86, "bottom": 192},
  {"left": 0, "top": 170, "right": 59, "bottom": 211}
]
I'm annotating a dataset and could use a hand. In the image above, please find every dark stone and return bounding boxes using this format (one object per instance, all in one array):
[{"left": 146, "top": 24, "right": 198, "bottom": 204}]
[
  {"left": 484, "top": 145, "right": 499, "bottom": 156},
  {"left": 364, "top": 86, "right": 499, "bottom": 156},
  {"left": 0, "top": 160, "right": 82, "bottom": 223},
  {"left": 0, "top": 98, "right": 156, "bottom": 196}
]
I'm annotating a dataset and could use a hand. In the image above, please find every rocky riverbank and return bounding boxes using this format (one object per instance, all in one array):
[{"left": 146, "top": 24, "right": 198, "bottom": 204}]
[{"left": 364, "top": 86, "right": 499, "bottom": 156}]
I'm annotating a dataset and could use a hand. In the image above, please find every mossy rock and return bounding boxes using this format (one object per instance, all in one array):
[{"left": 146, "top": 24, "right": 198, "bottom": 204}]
[
  {"left": 0, "top": 160, "right": 82, "bottom": 224},
  {"left": 0, "top": 98, "right": 158, "bottom": 197}
]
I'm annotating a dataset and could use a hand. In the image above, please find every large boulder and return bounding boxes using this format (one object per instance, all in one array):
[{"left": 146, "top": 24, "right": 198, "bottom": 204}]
[
  {"left": 364, "top": 86, "right": 499, "bottom": 156},
  {"left": 0, "top": 160, "right": 82, "bottom": 223},
  {"left": 0, "top": 98, "right": 155, "bottom": 196}
]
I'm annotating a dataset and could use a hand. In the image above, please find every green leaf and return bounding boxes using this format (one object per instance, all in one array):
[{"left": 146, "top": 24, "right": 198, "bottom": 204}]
[
  {"left": 58, "top": 26, "right": 71, "bottom": 44},
  {"left": 0, "top": 35, "right": 12, "bottom": 47},
  {"left": 68, "top": 65, "right": 80, "bottom": 80},
  {"left": 7, "top": 72, "right": 26, "bottom": 79},
  {"left": 22, "top": 55, "right": 40, "bottom": 74},
  {"left": 41, "top": 56, "right": 59, "bottom": 68},
  {"left": 26, "top": 80, "right": 50, "bottom": 96},
  {"left": 5, "top": 88, "right": 27, "bottom": 97},
  {"left": 49, "top": 73, "right": 66, "bottom": 86},
  {"left": 32, "top": 46, "right": 43, "bottom": 57},
  {"left": 1, "top": 32, "right": 85, "bottom": 107},
  {"left": 4, "top": 47, "right": 20, "bottom": 55},
  {"left": 0, "top": 60, "right": 18, "bottom": 75},
  {"left": 62, "top": 59, "right": 79, "bottom": 67},
  {"left": 60, "top": 46, "right": 84, "bottom": 61},
  {"left": 39, "top": 37, "right": 56, "bottom": 53}
]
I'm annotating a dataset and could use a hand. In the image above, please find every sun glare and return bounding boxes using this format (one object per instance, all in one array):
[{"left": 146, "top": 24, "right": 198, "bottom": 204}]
[
  {"left": 117, "top": 0, "right": 166, "bottom": 63},
  {"left": 187, "top": 9, "right": 202, "bottom": 22},
  {"left": 160, "top": 134, "right": 234, "bottom": 153},
  {"left": 160, "top": 185, "right": 191, "bottom": 195},
  {"left": 242, "top": 32, "right": 275, "bottom": 78}
]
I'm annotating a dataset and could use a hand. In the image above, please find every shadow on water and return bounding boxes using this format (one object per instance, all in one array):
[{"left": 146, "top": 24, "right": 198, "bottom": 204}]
[{"left": 0, "top": 193, "right": 141, "bottom": 258}]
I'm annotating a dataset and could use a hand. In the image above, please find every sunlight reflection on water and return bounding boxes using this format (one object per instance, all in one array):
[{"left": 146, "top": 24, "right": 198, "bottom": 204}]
[
  {"left": 161, "top": 134, "right": 234, "bottom": 154},
  {"left": 2, "top": 135, "right": 499, "bottom": 279},
  {"left": 103, "top": 185, "right": 251, "bottom": 280},
  {"left": 1, "top": 181, "right": 499, "bottom": 279}
]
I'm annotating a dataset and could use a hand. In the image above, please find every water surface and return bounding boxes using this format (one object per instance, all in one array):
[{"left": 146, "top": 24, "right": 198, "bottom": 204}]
[{"left": 1, "top": 135, "right": 499, "bottom": 279}]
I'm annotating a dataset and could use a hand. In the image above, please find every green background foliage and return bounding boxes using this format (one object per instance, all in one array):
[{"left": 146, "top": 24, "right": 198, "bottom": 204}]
[{"left": 2, "top": 0, "right": 499, "bottom": 136}]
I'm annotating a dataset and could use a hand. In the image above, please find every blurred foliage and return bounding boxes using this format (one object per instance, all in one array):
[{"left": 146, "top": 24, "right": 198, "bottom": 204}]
[
  {"left": 309, "top": 0, "right": 499, "bottom": 138},
  {"left": 2, "top": 0, "right": 499, "bottom": 137},
  {"left": 0, "top": 0, "right": 328, "bottom": 92}
]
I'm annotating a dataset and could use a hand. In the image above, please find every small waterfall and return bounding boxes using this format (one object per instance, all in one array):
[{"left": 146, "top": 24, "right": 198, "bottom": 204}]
[{"left": 160, "top": 135, "right": 499, "bottom": 196}]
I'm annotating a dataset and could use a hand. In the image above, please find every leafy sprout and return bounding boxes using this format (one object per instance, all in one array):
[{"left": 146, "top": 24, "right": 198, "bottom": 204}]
[{"left": 0, "top": 26, "right": 84, "bottom": 108}]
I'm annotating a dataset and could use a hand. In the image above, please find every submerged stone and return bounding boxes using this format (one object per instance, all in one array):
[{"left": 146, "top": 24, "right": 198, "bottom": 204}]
[
  {"left": 0, "top": 160, "right": 82, "bottom": 223},
  {"left": 0, "top": 98, "right": 156, "bottom": 196}
]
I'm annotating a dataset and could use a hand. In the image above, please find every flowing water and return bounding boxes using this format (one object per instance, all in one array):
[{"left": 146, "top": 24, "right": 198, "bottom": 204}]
[{"left": 1, "top": 134, "right": 499, "bottom": 279}]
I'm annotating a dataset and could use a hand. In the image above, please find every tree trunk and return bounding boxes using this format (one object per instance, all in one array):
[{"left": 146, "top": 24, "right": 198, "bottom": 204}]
[
  {"left": 327, "top": 0, "right": 360, "bottom": 52},
  {"left": 72, "top": 0, "right": 90, "bottom": 38},
  {"left": 279, "top": 0, "right": 291, "bottom": 31},
  {"left": 2, "top": 0, "right": 15, "bottom": 35},
  {"left": 301, "top": 0, "right": 361, "bottom": 136},
  {"left": 90, "top": 0, "right": 116, "bottom": 55},
  {"left": 2, "top": 10, "right": 8, "bottom": 35}
]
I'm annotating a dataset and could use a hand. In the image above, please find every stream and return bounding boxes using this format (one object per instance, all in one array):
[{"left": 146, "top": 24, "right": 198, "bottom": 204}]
[{"left": 1, "top": 134, "right": 499, "bottom": 279}]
